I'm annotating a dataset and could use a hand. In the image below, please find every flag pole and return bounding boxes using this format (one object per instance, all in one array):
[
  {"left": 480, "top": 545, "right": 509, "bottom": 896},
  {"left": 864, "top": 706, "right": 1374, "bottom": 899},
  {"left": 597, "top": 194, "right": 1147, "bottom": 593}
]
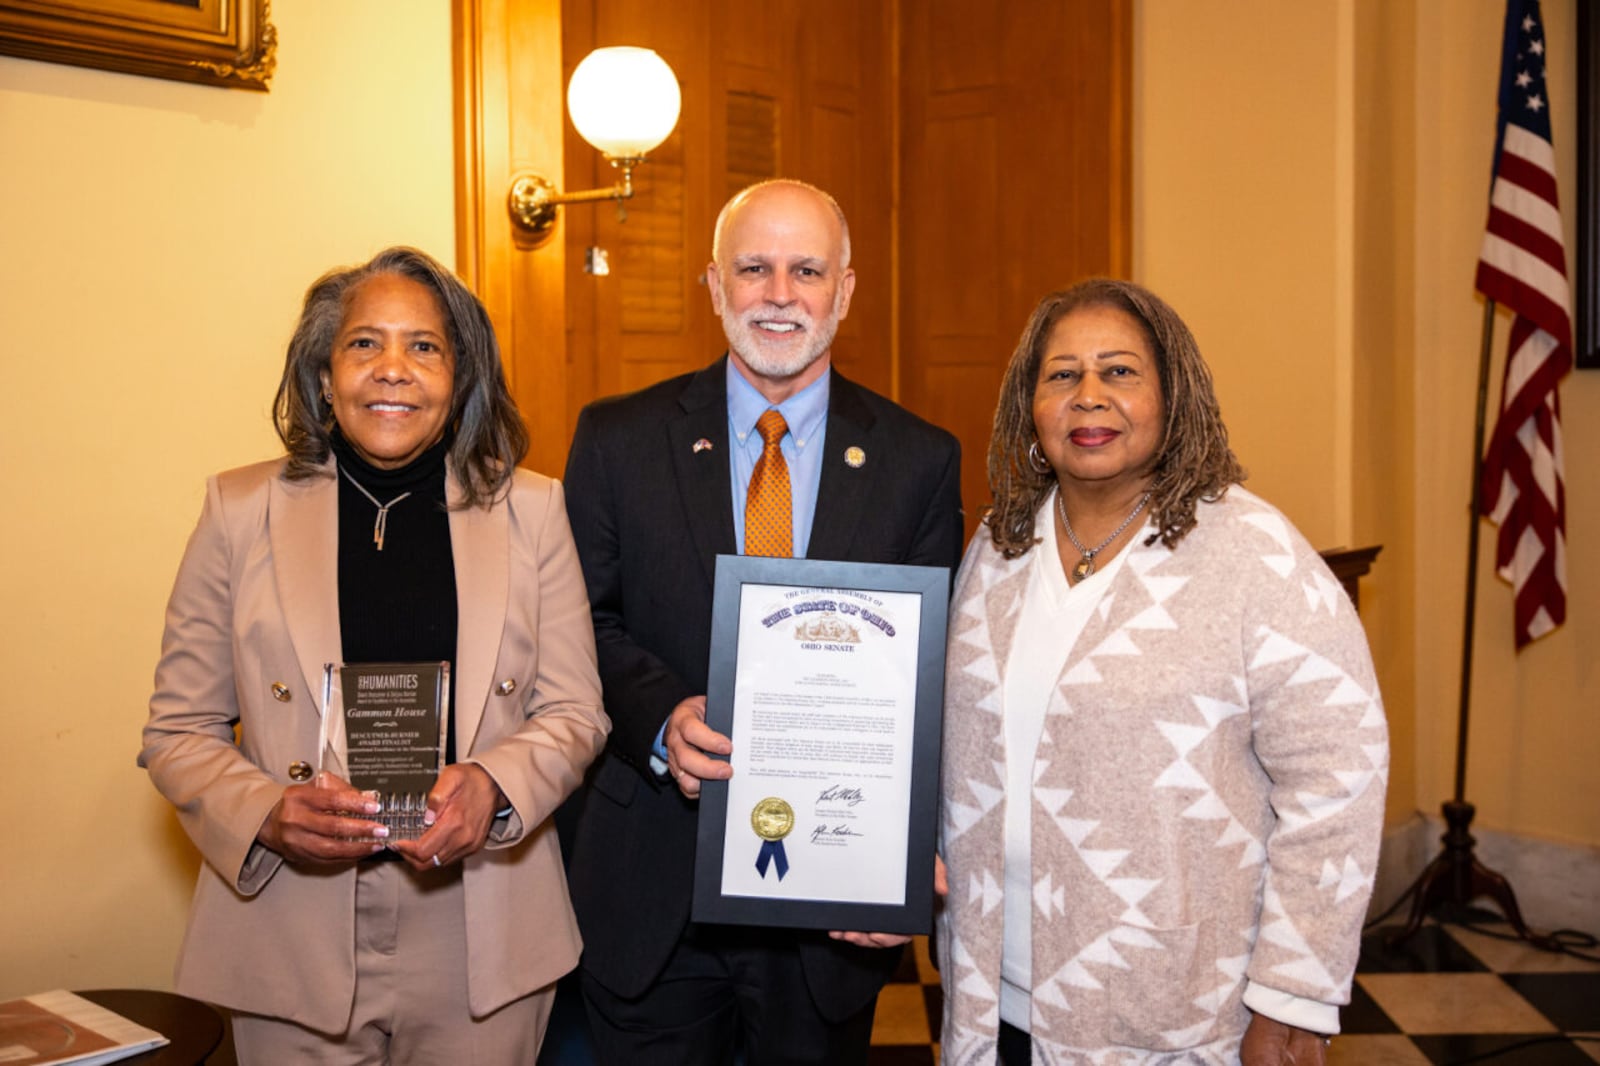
[
  {"left": 1456, "top": 297, "right": 1497, "bottom": 807},
  {"left": 1387, "top": 298, "right": 1554, "bottom": 948}
]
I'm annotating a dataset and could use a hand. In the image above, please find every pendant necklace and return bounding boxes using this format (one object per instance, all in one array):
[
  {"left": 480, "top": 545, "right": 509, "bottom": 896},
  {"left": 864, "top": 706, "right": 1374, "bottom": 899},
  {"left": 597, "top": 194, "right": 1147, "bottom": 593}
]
[
  {"left": 340, "top": 467, "right": 411, "bottom": 551},
  {"left": 1058, "top": 490, "right": 1151, "bottom": 582}
]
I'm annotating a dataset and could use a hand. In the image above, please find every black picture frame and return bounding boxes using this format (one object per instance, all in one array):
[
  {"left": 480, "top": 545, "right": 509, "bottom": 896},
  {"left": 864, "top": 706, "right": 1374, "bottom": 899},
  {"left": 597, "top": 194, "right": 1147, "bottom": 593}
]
[
  {"left": 691, "top": 555, "right": 949, "bottom": 934},
  {"left": 1578, "top": 0, "right": 1598, "bottom": 368}
]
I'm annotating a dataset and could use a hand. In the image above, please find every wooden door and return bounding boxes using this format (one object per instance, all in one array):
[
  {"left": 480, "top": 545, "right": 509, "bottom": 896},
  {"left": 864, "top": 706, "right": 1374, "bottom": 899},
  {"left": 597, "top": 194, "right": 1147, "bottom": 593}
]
[
  {"left": 453, "top": 0, "right": 570, "bottom": 476},
  {"left": 561, "top": 0, "right": 896, "bottom": 438},
  {"left": 899, "top": 0, "right": 1132, "bottom": 537},
  {"left": 454, "top": 0, "right": 1129, "bottom": 503}
]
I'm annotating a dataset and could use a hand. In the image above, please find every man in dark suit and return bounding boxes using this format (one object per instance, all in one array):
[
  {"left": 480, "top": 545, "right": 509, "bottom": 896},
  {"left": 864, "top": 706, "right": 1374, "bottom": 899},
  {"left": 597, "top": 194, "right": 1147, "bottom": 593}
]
[{"left": 562, "top": 179, "right": 963, "bottom": 1065}]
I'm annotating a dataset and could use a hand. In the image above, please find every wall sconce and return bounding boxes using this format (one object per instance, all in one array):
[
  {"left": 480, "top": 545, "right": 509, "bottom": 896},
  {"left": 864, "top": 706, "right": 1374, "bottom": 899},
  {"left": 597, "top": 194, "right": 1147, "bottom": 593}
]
[{"left": 507, "top": 46, "right": 682, "bottom": 244}]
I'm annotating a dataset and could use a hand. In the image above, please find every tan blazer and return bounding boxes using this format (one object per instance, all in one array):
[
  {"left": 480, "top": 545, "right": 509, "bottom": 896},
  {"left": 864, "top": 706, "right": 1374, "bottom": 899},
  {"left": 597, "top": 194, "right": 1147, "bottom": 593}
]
[{"left": 140, "top": 457, "right": 608, "bottom": 1035}]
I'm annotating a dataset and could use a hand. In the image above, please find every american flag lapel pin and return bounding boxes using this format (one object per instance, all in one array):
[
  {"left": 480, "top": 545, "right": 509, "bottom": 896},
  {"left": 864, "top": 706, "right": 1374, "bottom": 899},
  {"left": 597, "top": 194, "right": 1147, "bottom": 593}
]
[{"left": 693, "top": 438, "right": 714, "bottom": 454}]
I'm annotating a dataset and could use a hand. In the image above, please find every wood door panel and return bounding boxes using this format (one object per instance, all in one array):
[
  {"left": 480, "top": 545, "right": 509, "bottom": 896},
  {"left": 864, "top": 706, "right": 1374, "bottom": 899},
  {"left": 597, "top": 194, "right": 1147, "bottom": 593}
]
[
  {"left": 616, "top": 328, "right": 702, "bottom": 359},
  {"left": 602, "top": 0, "right": 700, "bottom": 51},
  {"left": 563, "top": 0, "right": 714, "bottom": 423},
  {"left": 615, "top": 161, "right": 690, "bottom": 335},
  {"left": 900, "top": 0, "right": 1130, "bottom": 538},
  {"left": 725, "top": 90, "right": 780, "bottom": 199},
  {"left": 620, "top": 359, "right": 693, "bottom": 394},
  {"left": 798, "top": 0, "right": 862, "bottom": 91},
  {"left": 719, "top": 3, "right": 788, "bottom": 72},
  {"left": 460, "top": 0, "right": 1126, "bottom": 496},
  {"left": 923, "top": 362, "right": 1008, "bottom": 525},
  {"left": 924, "top": 87, "right": 1004, "bottom": 121},
  {"left": 455, "top": 0, "right": 569, "bottom": 476},
  {"left": 805, "top": 105, "right": 861, "bottom": 326},
  {"left": 561, "top": 0, "right": 893, "bottom": 432},
  {"left": 929, "top": 0, "right": 1000, "bottom": 90},
  {"left": 920, "top": 333, "right": 1004, "bottom": 366},
  {"left": 912, "top": 113, "right": 1002, "bottom": 340},
  {"left": 786, "top": 0, "right": 889, "bottom": 398}
]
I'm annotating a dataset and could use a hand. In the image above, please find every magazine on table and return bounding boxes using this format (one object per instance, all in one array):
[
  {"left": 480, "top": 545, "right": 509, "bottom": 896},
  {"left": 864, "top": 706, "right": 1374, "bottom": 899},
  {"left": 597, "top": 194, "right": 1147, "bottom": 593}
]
[{"left": 0, "top": 990, "right": 167, "bottom": 1066}]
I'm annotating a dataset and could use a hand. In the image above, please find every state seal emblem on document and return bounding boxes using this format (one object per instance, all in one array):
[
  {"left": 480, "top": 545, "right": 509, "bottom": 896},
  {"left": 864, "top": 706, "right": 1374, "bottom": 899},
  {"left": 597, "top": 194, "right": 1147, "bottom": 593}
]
[
  {"left": 793, "top": 613, "right": 860, "bottom": 643},
  {"left": 751, "top": 797, "right": 795, "bottom": 880}
]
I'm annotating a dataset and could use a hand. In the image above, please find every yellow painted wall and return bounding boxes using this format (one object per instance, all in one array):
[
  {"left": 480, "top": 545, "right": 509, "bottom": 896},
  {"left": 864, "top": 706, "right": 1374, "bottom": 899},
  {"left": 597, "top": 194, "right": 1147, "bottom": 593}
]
[
  {"left": 1137, "top": 0, "right": 1598, "bottom": 848},
  {"left": 1349, "top": 0, "right": 1420, "bottom": 835},
  {"left": 1410, "top": 0, "right": 1598, "bottom": 847},
  {"left": 0, "top": 1, "right": 455, "bottom": 998},
  {"left": 1134, "top": 0, "right": 1408, "bottom": 814},
  {"left": 1135, "top": 1, "right": 1346, "bottom": 549}
]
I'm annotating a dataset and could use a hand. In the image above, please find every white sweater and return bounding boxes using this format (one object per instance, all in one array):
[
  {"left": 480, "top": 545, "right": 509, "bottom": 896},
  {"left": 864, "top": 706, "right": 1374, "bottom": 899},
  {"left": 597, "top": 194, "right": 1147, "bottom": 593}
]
[
  {"left": 1000, "top": 494, "right": 1129, "bottom": 1029},
  {"left": 938, "top": 488, "right": 1388, "bottom": 1065}
]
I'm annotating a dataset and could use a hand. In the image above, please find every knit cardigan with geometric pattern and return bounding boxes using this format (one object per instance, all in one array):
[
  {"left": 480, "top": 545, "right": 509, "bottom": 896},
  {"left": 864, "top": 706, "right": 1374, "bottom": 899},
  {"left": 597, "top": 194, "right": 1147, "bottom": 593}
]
[{"left": 937, "top": 487, "right": 1389, "bottom": 1066}]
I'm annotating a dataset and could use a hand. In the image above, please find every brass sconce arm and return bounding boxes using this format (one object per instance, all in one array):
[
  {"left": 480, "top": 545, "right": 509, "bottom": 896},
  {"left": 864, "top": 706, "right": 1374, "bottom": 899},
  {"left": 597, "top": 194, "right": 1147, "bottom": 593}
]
[{"left": 507, "top": 156, "right": 644, "bottom": 240}]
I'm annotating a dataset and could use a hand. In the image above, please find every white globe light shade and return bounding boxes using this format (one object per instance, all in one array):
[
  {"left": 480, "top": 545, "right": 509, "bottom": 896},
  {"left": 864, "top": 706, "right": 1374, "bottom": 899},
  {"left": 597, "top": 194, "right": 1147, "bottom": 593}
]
[{"left": 567, "top": 47, "right": 682, "bottom": 158}]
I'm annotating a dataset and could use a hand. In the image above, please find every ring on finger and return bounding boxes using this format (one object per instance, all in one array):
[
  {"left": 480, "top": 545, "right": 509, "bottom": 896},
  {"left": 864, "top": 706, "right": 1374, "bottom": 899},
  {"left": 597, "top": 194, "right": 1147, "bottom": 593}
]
[{"left": 431, "top": 854, "right": 442, "bottom": 868}]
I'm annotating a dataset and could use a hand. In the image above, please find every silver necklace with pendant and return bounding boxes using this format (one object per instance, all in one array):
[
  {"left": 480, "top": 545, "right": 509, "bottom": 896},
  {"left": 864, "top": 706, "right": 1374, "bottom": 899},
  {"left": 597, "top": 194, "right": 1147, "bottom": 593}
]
[
  {"left": 1058, "top": 490, "right": 1151, "bottom": 582},
  {"left": 340, "top": 467, "right": 412, "bottom": 551}
]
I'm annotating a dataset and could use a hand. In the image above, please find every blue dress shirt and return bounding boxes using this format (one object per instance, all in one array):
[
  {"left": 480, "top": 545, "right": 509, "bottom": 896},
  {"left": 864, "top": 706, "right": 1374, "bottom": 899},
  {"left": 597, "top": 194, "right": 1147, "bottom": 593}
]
[
  {"left": 725, "top": 359, "right": 829, "bottom": 558},
  {"left": 652, "top": 361, "right": 832, "bottom": 773}
]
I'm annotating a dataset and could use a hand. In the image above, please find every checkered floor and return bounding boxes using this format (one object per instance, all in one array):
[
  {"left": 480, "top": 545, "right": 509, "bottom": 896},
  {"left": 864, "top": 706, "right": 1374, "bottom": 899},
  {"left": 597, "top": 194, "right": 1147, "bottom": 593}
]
[
  {"left": 205, "top": 912, "right": 1599, "bottom": 1063},
  {"left": 866, "top": 935, "right": 942, "bottom": 1065},
  {"left": 867, "top": 916, "right": 1600, "bottom": 1065}
]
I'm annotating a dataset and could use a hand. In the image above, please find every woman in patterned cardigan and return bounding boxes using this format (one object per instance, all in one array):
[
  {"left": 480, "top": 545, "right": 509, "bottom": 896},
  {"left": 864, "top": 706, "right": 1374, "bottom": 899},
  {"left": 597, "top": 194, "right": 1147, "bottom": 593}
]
[{"left": 937, "top": 279, "right": 1387, "bottom": 1065}]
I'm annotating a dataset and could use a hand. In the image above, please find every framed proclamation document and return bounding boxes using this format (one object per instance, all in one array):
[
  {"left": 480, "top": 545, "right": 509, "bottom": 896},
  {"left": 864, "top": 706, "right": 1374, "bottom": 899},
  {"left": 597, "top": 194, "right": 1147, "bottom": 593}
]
[{"left": 692, "top": 556, "right": 949, "bottom": 934}]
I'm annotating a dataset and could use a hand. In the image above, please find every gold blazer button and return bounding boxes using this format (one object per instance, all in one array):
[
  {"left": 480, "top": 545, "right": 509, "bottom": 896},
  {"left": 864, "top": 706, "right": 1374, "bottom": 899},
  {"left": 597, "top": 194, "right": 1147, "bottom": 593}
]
[
  {"left": 270, "top": 682, "right": 292, "bottom": 703},
  {"left": 497, "top": 678, "right": 517, "bottom": 696},
  {"left": 288, "top": 761, "right": 313, "bottom": 781}
]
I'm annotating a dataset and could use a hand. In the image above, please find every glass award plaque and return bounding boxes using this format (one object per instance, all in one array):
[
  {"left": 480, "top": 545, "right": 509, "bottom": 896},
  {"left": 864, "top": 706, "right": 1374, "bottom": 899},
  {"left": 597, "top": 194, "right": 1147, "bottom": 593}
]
[{"left": 320, "top": 661, "right": 449, "bottom": 841}]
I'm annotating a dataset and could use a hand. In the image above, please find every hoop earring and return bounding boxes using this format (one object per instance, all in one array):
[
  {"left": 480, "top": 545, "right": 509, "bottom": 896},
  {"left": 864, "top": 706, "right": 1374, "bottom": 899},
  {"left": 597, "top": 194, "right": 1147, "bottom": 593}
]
[{"left": 1027, "top": 441, "right": 1052, "bottom": 475}]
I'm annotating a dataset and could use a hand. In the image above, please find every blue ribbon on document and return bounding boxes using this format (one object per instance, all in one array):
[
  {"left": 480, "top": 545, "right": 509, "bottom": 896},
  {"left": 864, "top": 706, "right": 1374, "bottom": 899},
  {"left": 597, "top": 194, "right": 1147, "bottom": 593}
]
[
  {"left": 750, "top": 797, "right": 794, "bottom": 881},
  {"left": 755, "top": 838, "right": 789, "bottom": 880}
]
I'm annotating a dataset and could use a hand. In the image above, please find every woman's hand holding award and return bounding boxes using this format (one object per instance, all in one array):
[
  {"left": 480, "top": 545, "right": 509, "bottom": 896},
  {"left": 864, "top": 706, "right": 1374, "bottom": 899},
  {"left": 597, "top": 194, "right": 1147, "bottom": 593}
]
[{"left": 320, "top": 662, "right": 450, "bottom": 841}]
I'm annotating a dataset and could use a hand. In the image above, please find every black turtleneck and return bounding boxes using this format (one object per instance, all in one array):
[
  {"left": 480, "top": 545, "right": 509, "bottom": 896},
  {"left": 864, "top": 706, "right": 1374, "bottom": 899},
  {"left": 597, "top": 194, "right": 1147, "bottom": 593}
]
[{"left": 330, "top": 428, "right": 459, "bottom": 766}]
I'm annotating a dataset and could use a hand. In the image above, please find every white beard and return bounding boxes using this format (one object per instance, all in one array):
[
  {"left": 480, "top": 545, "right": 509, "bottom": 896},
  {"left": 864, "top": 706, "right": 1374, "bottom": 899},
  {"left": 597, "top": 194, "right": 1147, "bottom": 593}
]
[{"left": 720, "top": 300, "right": 841, "bottom": 379}]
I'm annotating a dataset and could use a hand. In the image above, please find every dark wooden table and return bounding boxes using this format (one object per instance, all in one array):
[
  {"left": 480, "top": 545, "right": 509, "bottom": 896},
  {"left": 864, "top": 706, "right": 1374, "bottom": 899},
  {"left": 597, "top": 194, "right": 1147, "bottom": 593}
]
[
  {"left": 1320, "top": 544, "right": 1382, "bottom": 611},
  {"left": 76, "top": 990, "right": 224, "bottom": 1066}
]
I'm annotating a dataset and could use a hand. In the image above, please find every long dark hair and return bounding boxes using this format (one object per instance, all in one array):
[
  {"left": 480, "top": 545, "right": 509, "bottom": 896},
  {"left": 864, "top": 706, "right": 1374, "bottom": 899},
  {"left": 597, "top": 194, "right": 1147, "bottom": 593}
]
[
  {"left": 986, "top": 278, "right": 1245, "bottom": 558},
  {"left": 273, "top": 246, "right": 528, "bottom": 507}
]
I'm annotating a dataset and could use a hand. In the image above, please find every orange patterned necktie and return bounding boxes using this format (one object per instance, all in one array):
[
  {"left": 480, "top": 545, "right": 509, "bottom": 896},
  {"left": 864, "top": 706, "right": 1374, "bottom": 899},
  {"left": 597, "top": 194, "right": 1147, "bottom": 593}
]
[{"left": 744, "top": 409, "right": 793, "bottom": 558}]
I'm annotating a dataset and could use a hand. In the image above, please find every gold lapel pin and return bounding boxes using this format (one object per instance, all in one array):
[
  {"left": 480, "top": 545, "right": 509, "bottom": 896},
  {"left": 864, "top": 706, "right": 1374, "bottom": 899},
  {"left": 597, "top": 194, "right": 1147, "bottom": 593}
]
[
  {"left": 693, "top": 438, "right": 714, "bottom": 454},
  {"left": 844, "top": 446, "right": 866, "bottom": 468}
]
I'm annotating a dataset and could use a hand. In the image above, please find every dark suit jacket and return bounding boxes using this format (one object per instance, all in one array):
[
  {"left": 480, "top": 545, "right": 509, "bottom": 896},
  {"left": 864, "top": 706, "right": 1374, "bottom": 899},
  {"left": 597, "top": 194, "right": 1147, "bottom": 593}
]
[
  {"left": 563, "top": 361, "right": 960, "bottom": 1017},
  {"left": 563, "top": 357, "right": 963, "bottom": 1021}
]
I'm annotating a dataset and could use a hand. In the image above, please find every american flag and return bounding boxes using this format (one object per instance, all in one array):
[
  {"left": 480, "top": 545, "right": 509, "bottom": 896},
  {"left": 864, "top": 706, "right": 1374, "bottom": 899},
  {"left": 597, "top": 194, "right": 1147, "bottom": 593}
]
[{"left": 1475, "top": 0, "right": 1572, "bottom": 648}]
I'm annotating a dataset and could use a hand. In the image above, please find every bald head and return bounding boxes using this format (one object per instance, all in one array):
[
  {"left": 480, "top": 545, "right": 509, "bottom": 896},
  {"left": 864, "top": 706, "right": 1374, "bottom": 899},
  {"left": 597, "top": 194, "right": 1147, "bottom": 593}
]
[
  {"left": 712, "top": 179, "right": 852, "bottom": 270},
  {"left": 705, "top": 179, "right": 857, "bottom": 402}
]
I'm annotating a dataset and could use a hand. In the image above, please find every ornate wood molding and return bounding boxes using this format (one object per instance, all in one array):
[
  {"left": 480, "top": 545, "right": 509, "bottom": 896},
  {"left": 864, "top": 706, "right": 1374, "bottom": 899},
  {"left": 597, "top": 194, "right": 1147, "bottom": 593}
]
[
  {"left": 0, "top": 0, "right": 276, "bottom": 91},
  {"left": 452, "top": 0, "right": 570, "bottom": 474}
]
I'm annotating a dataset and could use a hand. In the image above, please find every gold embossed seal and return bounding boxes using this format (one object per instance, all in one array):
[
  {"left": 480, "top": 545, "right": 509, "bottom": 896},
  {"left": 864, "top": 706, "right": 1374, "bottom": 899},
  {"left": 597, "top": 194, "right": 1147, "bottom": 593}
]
[{"left": 751, "top": 797, "right": 795, "bottom": 841}]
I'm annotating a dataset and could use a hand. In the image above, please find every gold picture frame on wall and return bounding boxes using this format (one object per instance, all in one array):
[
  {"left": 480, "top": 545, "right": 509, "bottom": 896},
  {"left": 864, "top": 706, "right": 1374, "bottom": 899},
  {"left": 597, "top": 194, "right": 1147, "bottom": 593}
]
[{"left": 0, "top": 0, "right": 275, "bottom": 91}]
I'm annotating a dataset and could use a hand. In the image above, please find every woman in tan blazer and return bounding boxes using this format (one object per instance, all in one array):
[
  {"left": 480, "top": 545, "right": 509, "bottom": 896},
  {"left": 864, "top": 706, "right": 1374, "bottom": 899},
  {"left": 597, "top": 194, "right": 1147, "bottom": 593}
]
[{"left": 140, "top": 247, "right": 608, "bottom": 1064}]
